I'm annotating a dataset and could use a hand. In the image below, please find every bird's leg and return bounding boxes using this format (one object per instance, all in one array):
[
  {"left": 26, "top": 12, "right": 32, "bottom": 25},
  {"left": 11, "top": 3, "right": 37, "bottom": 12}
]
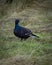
[
  {"left": 21, "top": 38, "right": 26, "bottom": 41},
  {"left": 21, "top": 38, "right": 23, "bottom": 41}
]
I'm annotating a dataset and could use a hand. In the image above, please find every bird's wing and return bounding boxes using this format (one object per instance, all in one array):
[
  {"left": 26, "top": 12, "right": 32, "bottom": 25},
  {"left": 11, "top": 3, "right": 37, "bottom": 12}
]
[
  {"left": 22, "top": 28, "right": 32, "bottom": 36},
  {"left": 17, "top": 26, "right": 32, "bottom": 36},
  {"left": 25, "top": 33, "right": 30, "bottom": 35}
]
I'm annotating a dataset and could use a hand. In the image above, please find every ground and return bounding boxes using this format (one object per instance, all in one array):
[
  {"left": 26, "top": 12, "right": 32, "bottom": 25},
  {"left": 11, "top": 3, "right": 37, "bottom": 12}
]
[{"left": 0, "top": 8, "right": 52, "bottom": 65}]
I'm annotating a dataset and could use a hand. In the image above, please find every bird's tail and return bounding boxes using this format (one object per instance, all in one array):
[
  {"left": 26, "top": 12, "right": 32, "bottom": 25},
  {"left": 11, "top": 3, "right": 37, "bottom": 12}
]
[{"left": 31, "top": 33, "right": 39, "bottom": 38}]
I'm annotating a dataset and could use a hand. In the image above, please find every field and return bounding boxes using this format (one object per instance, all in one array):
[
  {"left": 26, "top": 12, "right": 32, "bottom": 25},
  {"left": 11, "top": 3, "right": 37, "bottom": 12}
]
[{"left": 0, "top": 8, "right": 52, "bottom": 65}]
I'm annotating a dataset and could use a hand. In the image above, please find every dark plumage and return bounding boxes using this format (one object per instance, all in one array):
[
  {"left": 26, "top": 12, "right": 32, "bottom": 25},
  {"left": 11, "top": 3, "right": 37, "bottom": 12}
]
[{"left": 14, "top": 19, "right": 39, "bottom": 40}]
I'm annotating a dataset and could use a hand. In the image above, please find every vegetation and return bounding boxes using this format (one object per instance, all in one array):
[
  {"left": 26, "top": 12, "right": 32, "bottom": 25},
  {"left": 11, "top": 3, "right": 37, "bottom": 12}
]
[{"left": 0, "top": 0, "right": 52, "bottom": 65}]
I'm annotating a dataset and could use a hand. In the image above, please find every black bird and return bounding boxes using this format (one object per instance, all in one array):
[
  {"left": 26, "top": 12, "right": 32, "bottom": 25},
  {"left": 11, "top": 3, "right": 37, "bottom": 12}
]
[{"left": 14, "top": 19, "right": 39, "bottom": 40}]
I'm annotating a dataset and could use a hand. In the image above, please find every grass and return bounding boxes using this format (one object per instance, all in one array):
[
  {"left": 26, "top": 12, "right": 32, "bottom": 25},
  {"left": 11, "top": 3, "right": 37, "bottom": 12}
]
[
  {"left": 0, "top": 32, "right": 52, "bottom": 65},
  {"left": 0, "top": 8, "right": 52, "bottom": 65},
  {"left": 0, "top": 23, "right": 52, "bottom": 64}
]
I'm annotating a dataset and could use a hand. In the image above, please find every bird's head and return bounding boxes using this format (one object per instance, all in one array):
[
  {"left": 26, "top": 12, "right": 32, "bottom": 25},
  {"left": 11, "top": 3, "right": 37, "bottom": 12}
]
[{"left": 15, "top": 19, "right": 20, "bottom": 25}]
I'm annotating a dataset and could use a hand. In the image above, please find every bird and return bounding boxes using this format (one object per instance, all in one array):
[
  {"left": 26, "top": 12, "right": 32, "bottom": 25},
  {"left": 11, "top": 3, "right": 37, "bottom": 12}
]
[{"left": 14, "top": 19, "right": 39, "bottom": 40}]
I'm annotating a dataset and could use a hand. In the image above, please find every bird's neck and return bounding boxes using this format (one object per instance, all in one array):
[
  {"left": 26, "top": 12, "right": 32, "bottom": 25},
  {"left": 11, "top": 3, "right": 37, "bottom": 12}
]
[{"left": 15, "top": 24, "right": 20, "bottom": 29}]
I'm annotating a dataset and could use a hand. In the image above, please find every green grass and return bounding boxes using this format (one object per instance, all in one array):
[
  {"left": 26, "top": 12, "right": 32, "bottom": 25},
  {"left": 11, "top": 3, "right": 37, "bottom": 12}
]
[
  {"left": 0, "top": 30, "right": 52, "bottom": 59},
  {"left": 0, "top": 8, "right": 52, "bottom": 65},
  {"left": 0, "top": 32, "right": 52, "bottom": 65}
]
